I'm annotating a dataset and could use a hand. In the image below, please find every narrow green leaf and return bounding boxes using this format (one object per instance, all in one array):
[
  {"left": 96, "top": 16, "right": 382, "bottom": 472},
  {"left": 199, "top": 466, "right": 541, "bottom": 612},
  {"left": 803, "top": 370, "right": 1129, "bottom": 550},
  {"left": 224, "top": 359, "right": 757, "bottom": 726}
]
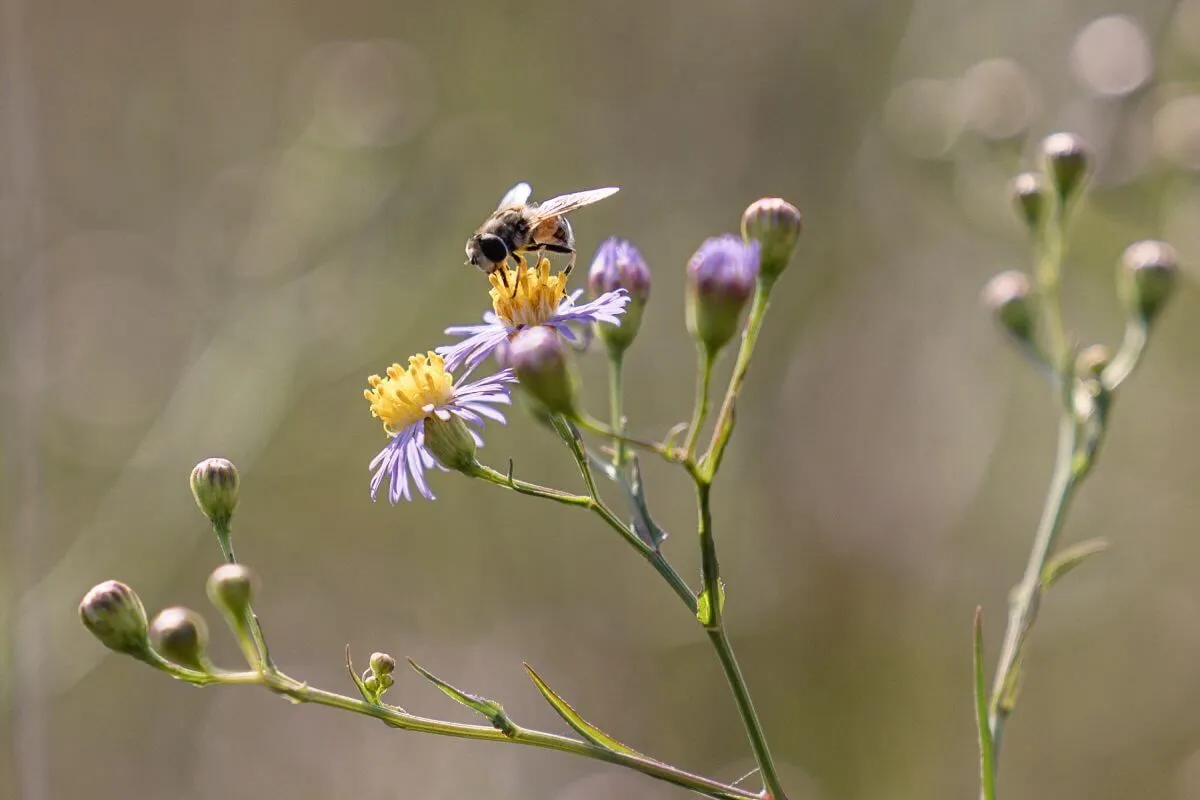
[
  {"left": 628, "top": 455, "right": 668, "bottom": 549},
  {"left": 973, "top": 608, "right": 997, "bottom": 800},
  {"left": 345, "top": 646, "right": 374, "bottom": 703},
  {"left": 407, "top": 658, "right": 516, "bottom": 735},
  {"left": 1040, "top": 538, "right": 1109, "bottom": 590},
  {"left": 524, "top": 663, "right": 645, "bottom": 756}
]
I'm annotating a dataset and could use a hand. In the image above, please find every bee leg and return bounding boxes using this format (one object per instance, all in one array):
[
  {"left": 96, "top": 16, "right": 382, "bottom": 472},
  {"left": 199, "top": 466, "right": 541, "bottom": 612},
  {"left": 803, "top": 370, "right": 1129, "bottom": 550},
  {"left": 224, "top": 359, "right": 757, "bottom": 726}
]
[{"left": 531, "top": 243, "right": 575, "bottom": 275}]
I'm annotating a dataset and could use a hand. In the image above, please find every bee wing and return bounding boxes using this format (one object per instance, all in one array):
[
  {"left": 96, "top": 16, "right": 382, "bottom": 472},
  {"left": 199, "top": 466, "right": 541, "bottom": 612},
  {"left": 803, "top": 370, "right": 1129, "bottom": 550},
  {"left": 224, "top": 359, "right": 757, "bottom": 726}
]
[
  {"left": 497, "top": 182, "right": 533, "bottom": 208},
  {"left": 528, "top": 187, "right": 620, "bottom": 222}
]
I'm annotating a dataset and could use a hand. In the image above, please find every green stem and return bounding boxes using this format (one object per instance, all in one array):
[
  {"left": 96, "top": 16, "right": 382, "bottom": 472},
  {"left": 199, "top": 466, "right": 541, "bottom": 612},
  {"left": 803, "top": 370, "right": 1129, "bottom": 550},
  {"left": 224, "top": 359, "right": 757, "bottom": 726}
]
[
  {"left": 470, "top": 463, "right": 697, "bottom": 613},
  {"left": 182, "top": 669, "right": 758, "bottom": 800},
  {"left": 214, "top": 524, "right": 276, "bottom": 673},
  {"left": 608, "top": 352, "right": 628, "bottom": 469},
  {"left": 703, "top": 281, "right": 773, "bottom": 479},
  {"left": 682, "top": 349, "right": 716, "bottom": 460},
  {"left": 986, "top": 415, "right": 1081, "bottom": 766},
  {"left": 695, "top": 479, "right": 788, "bottom": 800},
  {"left": 1101, "top": 321, "right": 1148, "bottom": 391}
]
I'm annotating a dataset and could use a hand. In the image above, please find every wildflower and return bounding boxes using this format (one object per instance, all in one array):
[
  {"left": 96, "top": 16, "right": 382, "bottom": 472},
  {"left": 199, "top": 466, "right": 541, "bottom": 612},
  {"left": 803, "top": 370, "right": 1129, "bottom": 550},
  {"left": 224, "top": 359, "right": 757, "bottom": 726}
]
[
  {"left": 438, "top": 257, "right": 630, "bottom": 375},
  {"left": 686, "top": 235, "right": 760, "bottom": 355},
  {"left": 364, "top": 352, "right": 515, "bottom": 502},
  {"left": 588, "top": 237, "right": 650, "bottom": 356}
]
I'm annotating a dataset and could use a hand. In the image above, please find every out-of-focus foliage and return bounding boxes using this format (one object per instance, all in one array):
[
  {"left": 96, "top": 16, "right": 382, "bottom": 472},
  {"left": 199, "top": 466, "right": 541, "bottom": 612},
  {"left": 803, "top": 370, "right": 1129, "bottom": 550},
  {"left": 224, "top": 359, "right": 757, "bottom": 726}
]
[{"left": 3, "top": 0, "right": 1199, "bottom": 798}]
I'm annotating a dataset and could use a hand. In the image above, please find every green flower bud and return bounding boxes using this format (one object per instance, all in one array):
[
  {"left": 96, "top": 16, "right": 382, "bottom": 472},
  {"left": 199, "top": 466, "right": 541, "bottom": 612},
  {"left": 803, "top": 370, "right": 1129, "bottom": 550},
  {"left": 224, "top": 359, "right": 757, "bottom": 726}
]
[
  {"left": 206, "top": 563, "right": 258, "bottom": 622},
  {"left": 190, "top": 458, "right": 239, "bottom": 528},
  {"left": 149, "top": 607, "right": 211, "bottom": 673},
  {"left": 741, "top": 197, "right": 802, "bottom": 283},
  {"left": 982, "top": 271, "right": 1036, "bottom": 346},
  {"left": 509, "top": 326, "right": 578, "bottom": 416},
  {"left": 422, "top": 413, "right": 478, "bottom": 472},
  {"left": 79, "top": 580, "right": 151, "bottom": 659},
  {"left": 363, "top": 674, "right": 380, "bottom": 694},
  {"left": 686, "top": 235, "right": 761, "bottom": 356},
  {"left": 1010, "top": 172, "right": 1047, "bottom": 233},
  {"left": 1041, "top": 133, "right": 1090, "bottom": 205},
  {"left": 1118, "top": 240, "right": 1178, "bottom": 327},
  {"left": 588, "top": 238, "right": 650, "bottom": 357},
  {"left": 370, "top": 652, "right": 396, "bottom": 677}
]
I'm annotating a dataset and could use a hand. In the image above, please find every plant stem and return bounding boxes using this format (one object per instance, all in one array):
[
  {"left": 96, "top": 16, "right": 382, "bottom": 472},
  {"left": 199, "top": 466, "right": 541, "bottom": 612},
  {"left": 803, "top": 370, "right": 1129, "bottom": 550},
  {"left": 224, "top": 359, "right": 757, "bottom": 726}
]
[
  {"left": 213, "top": 523, "right": 276, "bottom": 673},
  {"left": 695, "top": 478, "right": 788, "bottom": 800},
  {"left": 704, "top": 281, "right": 773, "bottom": 478},
  {"left": 986, "top": 415, "right": 1080, "bottom": 766},
  {"left": 683, "top": 349, "right": 716, "bottom": 460},
  {"left": 471, "top": 463, "right": 697, "bottom": 613},
  {"left": 608, "top": 352, "right": 628, "bottom": 469},
  {"left": 195, "top": 669, "right": 759, "bottom": 800}
]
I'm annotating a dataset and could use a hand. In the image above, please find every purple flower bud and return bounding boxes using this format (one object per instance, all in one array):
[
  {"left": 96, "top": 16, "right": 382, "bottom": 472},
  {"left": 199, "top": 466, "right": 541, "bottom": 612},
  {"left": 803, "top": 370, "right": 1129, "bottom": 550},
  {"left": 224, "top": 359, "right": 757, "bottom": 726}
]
[
  {"left": 190, "top": 457, "right": 239, "bottom": 528},
  {"left": 149, "top": 607, "right": 212, "bottom": 673},
  {"left": 1119, "top": 239, "right": 1177, "bottom": 327},
  {"left": 981, "top": 270, "right": 1036, "bottom": 346},
  {"left": 1041, "top": 133, "right": 1090, "bottom": 204},
  {"left": 588, "top": 238, "right": 650, "bottom": 356},
  {"left": 508, "top": 326, "right": 578, "bottom": 415},
  {"left": 685, "top": 235, "right": 760, "bottom": 354}
]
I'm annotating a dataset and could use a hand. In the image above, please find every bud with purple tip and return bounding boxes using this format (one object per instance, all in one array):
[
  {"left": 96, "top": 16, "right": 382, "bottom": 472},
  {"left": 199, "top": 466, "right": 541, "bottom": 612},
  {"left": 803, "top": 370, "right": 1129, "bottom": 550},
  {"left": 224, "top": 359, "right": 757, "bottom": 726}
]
[
  {"left": 588, "top": 237, "right": 651, "bottom": 356},
  {"left": 79, "top": 580, "right": 152, "bottom": 660},
  {"left": 1118, "top": 240, "right": 1178, "bottom": 328},
  {"left": 509, "top": 326, "right": 578, "bottom": 416},
  {"left": 686, "top": 235, "right": 761, "bottom": 355},
  {"left": 1041, "top": 133, "right": 1090, "bottom": 206},
  {"left": 190, "top": 458, "right": 239, "bottom": 529}
]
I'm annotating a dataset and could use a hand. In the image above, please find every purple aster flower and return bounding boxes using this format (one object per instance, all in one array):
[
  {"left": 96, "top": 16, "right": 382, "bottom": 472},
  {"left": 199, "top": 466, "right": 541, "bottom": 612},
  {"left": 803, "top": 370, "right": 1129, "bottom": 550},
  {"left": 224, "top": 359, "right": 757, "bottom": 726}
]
[
  {"left": 364, "top": 352, "right": 515, "bottom": 502},
  {"left": 437, "top": 257, "right": 629, "bottom": 375}
]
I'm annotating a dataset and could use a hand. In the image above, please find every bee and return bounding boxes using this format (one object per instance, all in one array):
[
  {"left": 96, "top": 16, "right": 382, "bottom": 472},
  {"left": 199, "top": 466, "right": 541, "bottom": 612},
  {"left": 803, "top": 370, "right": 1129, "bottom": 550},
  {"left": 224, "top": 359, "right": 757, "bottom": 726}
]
[{"left": 465, "top": 183, "right": 620, "bottom": 287}]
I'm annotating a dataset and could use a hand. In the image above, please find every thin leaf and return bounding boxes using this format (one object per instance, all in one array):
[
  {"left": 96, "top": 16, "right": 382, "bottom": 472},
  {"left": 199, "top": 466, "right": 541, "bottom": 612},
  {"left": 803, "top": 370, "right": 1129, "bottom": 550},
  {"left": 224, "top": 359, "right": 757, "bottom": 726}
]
[
  {"left": 523, "top": 663, "right": 645, "bottom": 757},
  {"left": 628, "top": 455, "right": 668, "bottom": 549},
  {"left": 1040, "top": 538, "right": 1109, "bottom": 590},
  {"left": 345, "top": 646, "right": 374, "bottom": 704},
  {"left": 407, "top": 658, "right": 516, "bottom": 735},
  {"left": 973, "top": 608, "right": 997, "bottom": 800}
]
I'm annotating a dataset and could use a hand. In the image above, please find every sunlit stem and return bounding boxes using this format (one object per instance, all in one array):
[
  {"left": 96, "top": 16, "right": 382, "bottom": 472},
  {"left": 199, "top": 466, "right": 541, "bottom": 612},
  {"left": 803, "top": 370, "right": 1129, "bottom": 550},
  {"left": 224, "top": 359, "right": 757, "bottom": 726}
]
[
  {"left": 703, "top": 280, "right": 774, "bottom": 479},
  {"left": 682, "top": 348, "right": 716, "bottom": 461},
  {"left": 608, "top": 352, "right": 628, "bottom": 469}
]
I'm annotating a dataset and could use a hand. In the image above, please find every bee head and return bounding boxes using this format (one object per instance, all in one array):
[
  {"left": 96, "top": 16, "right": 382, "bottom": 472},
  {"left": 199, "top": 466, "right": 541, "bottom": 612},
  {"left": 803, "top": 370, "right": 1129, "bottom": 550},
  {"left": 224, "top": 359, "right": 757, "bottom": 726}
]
[{"left": 467, "top": 233, "right": 509, "bottom": 270}]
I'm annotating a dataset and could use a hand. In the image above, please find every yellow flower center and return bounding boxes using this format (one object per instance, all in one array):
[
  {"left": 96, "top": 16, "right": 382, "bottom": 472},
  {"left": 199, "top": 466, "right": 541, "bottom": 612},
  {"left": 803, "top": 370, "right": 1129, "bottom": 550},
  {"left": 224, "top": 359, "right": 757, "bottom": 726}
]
[
  {"left": 489, "top": 256, "right": 568, "bottom": 327},
  {"left": 364, "top": 352, "right": 455, "bottom": 435}
]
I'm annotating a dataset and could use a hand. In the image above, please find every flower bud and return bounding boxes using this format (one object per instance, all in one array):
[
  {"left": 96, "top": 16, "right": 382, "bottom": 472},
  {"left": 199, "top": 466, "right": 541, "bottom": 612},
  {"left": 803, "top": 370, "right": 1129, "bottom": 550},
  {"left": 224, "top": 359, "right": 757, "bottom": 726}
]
[
  {"left": 686, "top": 235, "right": 761, "bottom": 355},
  {"left": 509, "top": 326, "right": 578, "bottom": 415},
  {"left": 1118, "top": 240, "right": 1178, "bottom": 327},
  {"left": 79, "top": 580, "right": 151, "bottom": 659},
  {"left": 741, "top": 197, "right": 802, "bottom": 283},
  {"left": 1041, "top": 133, "right": 1090, "bottom": 205},
  {"left": 1010, "top": 172, "right": 1047, "bottom": 233},
  {"left": 206, "top": 563, "right": 258, "bottom": 622},
  {"left": 190, "top": 458, "right": 239, "bottom": 528},
  {"left": 423, "top": 413, "right": 479, "bottom": 472},
  {"left": 588, "top": 238, "right": 650, "bottom": 356},
  {"left": 370, "top": 651, "right": 396, "bottom": 677},
  {"left": 149, "top": 607, "right": 211, "bottom": 672},
  {"left": 982, "top": 271, "right": 1036, "bottom": 346}
]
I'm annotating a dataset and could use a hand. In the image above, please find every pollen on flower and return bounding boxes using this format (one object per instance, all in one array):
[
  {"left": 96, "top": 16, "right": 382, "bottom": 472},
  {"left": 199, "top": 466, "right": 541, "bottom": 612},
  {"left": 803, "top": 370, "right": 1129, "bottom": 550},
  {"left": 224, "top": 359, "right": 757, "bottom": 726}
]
[
  {"left": 489, "top": 256, "right": 567, "bottom": 328},
  {"left": 364, "top": 352, "right": 456, "bottom": 435}
]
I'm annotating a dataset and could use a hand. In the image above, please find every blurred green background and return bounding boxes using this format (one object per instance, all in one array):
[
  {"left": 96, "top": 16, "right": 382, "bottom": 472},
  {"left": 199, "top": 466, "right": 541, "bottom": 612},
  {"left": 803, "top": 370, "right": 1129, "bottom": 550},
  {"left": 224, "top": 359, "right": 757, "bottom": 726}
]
[{"left": 4, "top": 0, "right": 1200, "bottom": 798}]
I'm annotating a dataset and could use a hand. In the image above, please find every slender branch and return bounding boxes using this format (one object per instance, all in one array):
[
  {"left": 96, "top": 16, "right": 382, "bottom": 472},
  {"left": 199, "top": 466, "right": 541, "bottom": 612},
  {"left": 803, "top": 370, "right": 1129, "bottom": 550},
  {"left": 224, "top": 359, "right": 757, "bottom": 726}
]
[
  {"left": 986, "top": 415, "right": 1081, "bottom": 765},
  {"left": 608, "top": 352, "right": 628, "bottom": 469},
  {"left": 682, "top": 350, "right": 716, "bottom": 460},
  {"left": 167, "top": 667, "right": 757, "bottom": 800},
  {"left": 703, "top": 282, "right": 773, "bottom": 479},
  {"left": 695, "top": 478, "right": 788, "bottom": 800}
]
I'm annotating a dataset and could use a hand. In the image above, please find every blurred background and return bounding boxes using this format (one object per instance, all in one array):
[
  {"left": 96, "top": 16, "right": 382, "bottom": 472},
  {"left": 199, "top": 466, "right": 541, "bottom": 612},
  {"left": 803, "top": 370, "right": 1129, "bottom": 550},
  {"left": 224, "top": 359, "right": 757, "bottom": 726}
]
[{"left": 3, "top": 0, "right": 1200, "bottom": 797}]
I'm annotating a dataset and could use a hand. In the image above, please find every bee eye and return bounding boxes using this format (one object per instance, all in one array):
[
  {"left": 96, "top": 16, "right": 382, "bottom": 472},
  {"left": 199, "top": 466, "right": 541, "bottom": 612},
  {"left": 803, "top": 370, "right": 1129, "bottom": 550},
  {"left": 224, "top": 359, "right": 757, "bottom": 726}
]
[{"left": 478, "top": 234, "right": 509, "bottom": 264}]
